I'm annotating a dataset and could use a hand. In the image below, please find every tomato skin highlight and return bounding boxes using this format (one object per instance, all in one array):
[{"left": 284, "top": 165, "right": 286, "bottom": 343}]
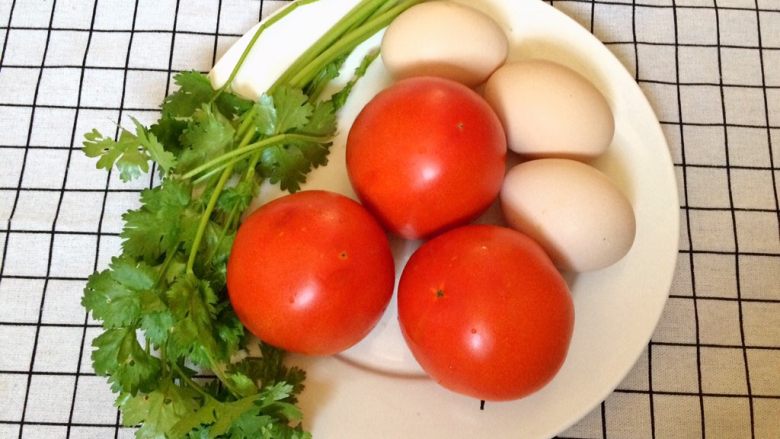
[
  {"left": 397, "top": 225, "right": 574, "bottom": 401},
  {"left": 346, "top": 76, "right": 507, "bottom": 239},
  {"left": 227, "top": 190, "right": 395, "bottom": 356}
]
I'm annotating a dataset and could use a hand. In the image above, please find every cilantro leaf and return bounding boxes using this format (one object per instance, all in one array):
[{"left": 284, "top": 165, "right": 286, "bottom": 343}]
[
  {"left": 229, "top": 344, "right": 306, "bottom": 401},
  {"left": 259, "top": 145, "right": 306, "bottom": 192},
  {"left": 272, "top": 86, "right": 313, "bottom": 134},
  {"left": 110, "top": 256, "right": 157, "bottom": 291},
  {"left": 120, "top": 378, "right": 200, "bottom": 437},
  {"left": 227, "top": 372, "right": 259, "bottom": 398},
  {"left": 140, "top": 310, "right": 175, "bottom": 347},
  {"left": 213, "top": 306, "right": 244, "bottom": 359},
  {"left": 304, "top": 54, "right": 346, "bottom": 102},
  {"left": 259, "top": 138, "right": 331, "bottom": 192},
  {"left": 121, "top": 179, "right": 192, "bottom": 262},
  {"left": 92, "top": 327, "right": 161, "bottom": 395},
  {"left": 162, "top": 71, "right": 215, "bottom": 119},
  {"left": 131, "top": 118, "right": 177, "bottom": 173},
  {"left": 162, "top": 71, "right": 252, "bottom": 122},
  {"left": 164, "top": 274, "right": 220, "bottom": 366},
  {"left": 252, "top": 87, "right": 314, "bottom": 137},
  {"left": 215, "top": 90, "right": 255, "bottom": 120},
  {"left": 83, "top": 118, "right": 176, "bottom": 182},
  {"left": 177, "top": 104, "right": 236, "bottom": 175},
  {"left": 150, "top": 116, "right": 188, "bottom": 156},
  {"left": 299, "top": 100, "right": 336, "bottom": 137},
  {"left": 82, "top": 271, "right": 140, "bottom": 329},
  {"left": 331, "top": 48, "right": 380, "bottom": 110},
  {"left": 82, "top": 257, "right": 160, "bottom": 328},
  {"left": 217, "top": 179, "right": 256, "bottom": 217},
  {"left": 251, "top": 94, "right": 278, "bottom": 136},
  {"left": 170, "top": 395, "right": 259, "bottom": 438}
]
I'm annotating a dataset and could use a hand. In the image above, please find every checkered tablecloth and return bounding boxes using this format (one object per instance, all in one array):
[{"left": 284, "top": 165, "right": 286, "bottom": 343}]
[{"left": 0, "top": 1, "right": 778, "bottom": 438}]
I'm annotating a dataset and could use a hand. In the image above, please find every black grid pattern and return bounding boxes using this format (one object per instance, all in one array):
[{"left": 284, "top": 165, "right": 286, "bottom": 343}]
[{"left": 0, "top": 1, "right": 778, "bottom": 438}]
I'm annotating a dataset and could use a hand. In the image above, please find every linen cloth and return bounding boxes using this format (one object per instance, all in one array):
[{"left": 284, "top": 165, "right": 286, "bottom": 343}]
[{"left": 0, "top": 0, "right": 778, "bottom": 438}]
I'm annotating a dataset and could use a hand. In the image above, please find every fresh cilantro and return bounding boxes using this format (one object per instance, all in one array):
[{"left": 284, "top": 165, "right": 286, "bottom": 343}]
[
  {"left": 217, "top": 179, "right": 256, "bottom": 217},
  {"left": 304, "top": 54, "right": 347, "bottom": 102},
  {"left": 81, "top": 1, "right": 424, "bottom": 437},
  {"left": 82, "top": 257, "right": 159, "bottom": 328},
  {"left": 162, "top": 71, "right": 216, "bottom": 119},
  {"left": 120, "top": 179, "right": 192, "bottom": 263},
  {"left": 150, "top": 116, "right": 188, "bottom": 156},
  {"left": 272, "top": 86, "right": 314, "bottom": 134},
  {"left": 120, "top": 378, "right": 200, "bottom": 437},
  {"left": 83, "top": 118, "right": 176, "bottom": 182},
  {"left": 177, "top": 104, "right": 236, "bottom": 175},
  {"left": 300, "top": 100, "right": 337, "bottom": 137},
  {"left": 164, "top": 274, "right": 220, "bottom": 367},
  {"left": 331, "top": 48, "right": 380, "bottom": 111},
  {"left": 250, "top": 94, "right": 278, "bottom": 136},
  {"left": 91, "top": 327, "right": 161, "bottom": 395},
  {"left": 162, "top": 71, "right": 253, "bottom": 121}
]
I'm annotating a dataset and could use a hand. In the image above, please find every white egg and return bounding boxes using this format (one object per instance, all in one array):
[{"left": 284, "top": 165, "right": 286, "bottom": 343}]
[
  {"left": 381, "top": 1, "right": 508, "bottom": 87},
  {"left": 500, "top": 159, "right": 635, "bottom": 272},
  {"left": 484, "top": 60, "right": 615, "bottom": 160}
]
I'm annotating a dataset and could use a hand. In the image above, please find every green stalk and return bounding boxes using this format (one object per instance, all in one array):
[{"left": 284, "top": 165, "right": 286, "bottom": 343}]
[
  {"left": 269, "top": 0, "right": 390, "bottom": 95},
  {"left": 193, "top": 166, "right": 228, "bottom": 187},
  {"left": 217, "top": 0, "right": 324, "bottom": 97},
  {"left": 289, "top": 0, "right": 422, "bottom": 89},
  {"left": 182, "top": 133, "right": 330, "bottom": 180},
  {"left": 235, "top": 104, "right": 258, "bottom": 139},
  {"left": 160, "top": 343, "right": 169, "bottom": 378},
  {"left": 186, "top": 163, "right": 235, "bottom": 274},
  {"left": 369, "top": 0, "right": 400, "bottom": 16},
  {"left": 204, "top": 203, "right": 240, "bottom": 265},
  {"left": 173, "top": 362, "right": 211, "bottom": 399},
  {"left": 206, "top": 351, "right": 244, "bottom": 398},
  {"left": 154, "top": 249, "right": 179, "bottom": 288}
]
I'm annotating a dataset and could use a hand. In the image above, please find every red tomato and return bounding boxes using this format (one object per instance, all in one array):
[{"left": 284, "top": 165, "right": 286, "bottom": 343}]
[
  {"left": 346, "top": 76, "right": 506, "bottom": 239},
  {"left": 227, "top": 190, "right": 395, "bottom": 355},
  {"left": 397, "top": 225, "right": 574, "bottom": 401}
]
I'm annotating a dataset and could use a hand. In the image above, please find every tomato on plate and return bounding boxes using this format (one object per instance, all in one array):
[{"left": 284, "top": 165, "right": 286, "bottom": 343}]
[
  {"left": 227, "top": 190, "right": 395, "bottom": 355},
  {"left": 397, "top": 224, "right": 574, "bottom": 401},
  {"left": 346, "top": 76, "right": 507, "bottom": 239}
]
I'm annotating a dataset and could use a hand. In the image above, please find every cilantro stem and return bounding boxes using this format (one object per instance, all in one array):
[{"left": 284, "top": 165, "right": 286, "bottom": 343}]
[
  {"left": 235, "top": 104, "right": 258, "bottom": 140},
  {"left": 160, "top": 343, "right": 169, "bottom": 378},
  {"left": 205, "top": 350, "right": 244, "bottom": 398},
  {"left": 288, "top": 0, "right": 422, "bottom": 89},
  {"left": 173, "top": 362, "right": 210, "bottom": 399},
  {"left": 154, "top": 249, "right": 178, "bottom": 288},
  {"left": 202, "top": 202, "right": 240, "bottom": 269},
  {"left": 186, "top": 163, "right": 235, "bottom": 275},
  {"left": 182, "top": 133, "right": 331, "bottom": 180},
  {"left": 269, "top": 0, "right": 389, "bottom": 95},
  {"left": 192, "top": 166, "right": 227, "bottom": 187},
  {"left": 217, "top": 0, "right": 323, "bottom": 97}
]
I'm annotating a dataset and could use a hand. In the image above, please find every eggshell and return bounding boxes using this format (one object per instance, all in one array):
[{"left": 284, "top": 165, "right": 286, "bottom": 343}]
[
  {"left": 484, "top": 60, "right": 614, "bottom": 160},
  {"left": 500, "top": 159, "right": 635, "bottom": 272},
  {"left": 381, "top": 2, "right": 508, "bottom": 87}
]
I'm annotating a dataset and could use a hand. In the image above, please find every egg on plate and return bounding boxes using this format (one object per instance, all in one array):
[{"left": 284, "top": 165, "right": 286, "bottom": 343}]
[
  {"left": 500, "top": 159, "right": 635, "bottom": 272},
  {"left": 381, "top": 1, "right": 508, "bottom": 87}
]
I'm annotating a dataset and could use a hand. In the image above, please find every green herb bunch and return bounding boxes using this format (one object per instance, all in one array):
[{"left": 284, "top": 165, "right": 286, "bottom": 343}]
[{"left": 80, "top": 1, "right": 421, "bottom": 437}]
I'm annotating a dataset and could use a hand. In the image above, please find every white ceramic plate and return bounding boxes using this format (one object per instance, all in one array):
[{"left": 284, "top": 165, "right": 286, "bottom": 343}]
[{"left": 210, "top": 0, "right": 679, "bottom": 437}]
